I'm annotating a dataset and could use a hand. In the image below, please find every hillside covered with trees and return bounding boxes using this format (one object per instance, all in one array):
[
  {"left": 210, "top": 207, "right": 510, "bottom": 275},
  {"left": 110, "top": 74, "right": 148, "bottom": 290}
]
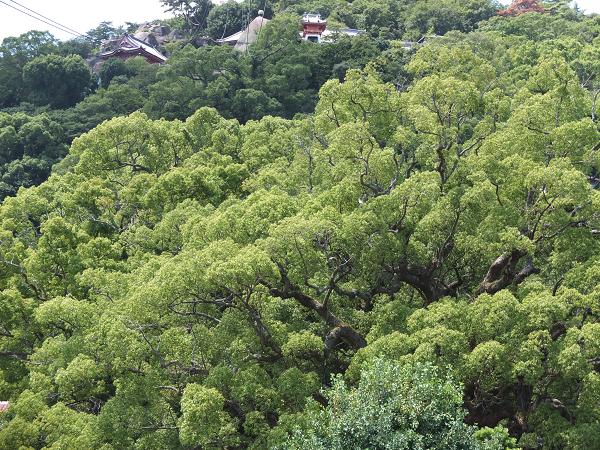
[{"left": 0, "top": 0, "right": 599, "bottom": 449}]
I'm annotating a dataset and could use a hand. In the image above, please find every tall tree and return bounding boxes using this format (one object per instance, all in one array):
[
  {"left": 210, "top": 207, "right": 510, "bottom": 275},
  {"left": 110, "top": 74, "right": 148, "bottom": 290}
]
[
  {"left": 23, "top": 54, "right": 92, "bottom": 108},
  {"left": 161, "top": 0, "right": 214, "bottom": 32}
]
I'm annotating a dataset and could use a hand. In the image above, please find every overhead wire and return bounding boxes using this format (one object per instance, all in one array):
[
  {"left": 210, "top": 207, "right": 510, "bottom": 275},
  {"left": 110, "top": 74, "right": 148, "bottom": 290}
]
[
  {"left": 257, "top": 0, "right": 267, "bottom": 41},
  {"left": 0, "top": 0, "right": 88, "bottom": 39},
  {"left": 259, "top": 0, "right": 267, "bottom": 26},
  {"left": 5, "top": 0, "right": 85, "bottom": 37},
  {"left": 190, "top": 0, "right": 211, "bottom": 30},
  {"left": 243, "top": 0, "right": 253, "bottom": 52},
  {"left": 219, "top": 7, "right": 230, "bottom": 40},
  {"left": 247, "top": 0, "right": 269, "bottom": 56}
]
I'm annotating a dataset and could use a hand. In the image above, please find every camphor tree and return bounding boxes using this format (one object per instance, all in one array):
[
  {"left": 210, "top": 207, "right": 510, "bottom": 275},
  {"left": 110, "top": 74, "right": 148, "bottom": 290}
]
[
  {"left": 0, "top": 31, "right": 59, "bottom": 108},
  {"left": 0, "top": 112, "right": 68, "bottom": 199},
  {"left": 160, "top": 0, "right": 214, "bottom": 32},
  {"left": 22, "top": 54, "right": 92, "bottom": 108},
  {"left": 0, "top": 7, "right": 597, "bottom": 450}
]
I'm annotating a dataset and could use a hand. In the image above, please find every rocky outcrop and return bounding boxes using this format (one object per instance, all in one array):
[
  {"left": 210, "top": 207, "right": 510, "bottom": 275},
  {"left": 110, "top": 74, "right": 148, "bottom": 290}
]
[
  {"left": 98, "top": 22, "right": 185, "bottom": 57},
  {"left": 132, "top": 23, "right": 185, "bottom": 51}
]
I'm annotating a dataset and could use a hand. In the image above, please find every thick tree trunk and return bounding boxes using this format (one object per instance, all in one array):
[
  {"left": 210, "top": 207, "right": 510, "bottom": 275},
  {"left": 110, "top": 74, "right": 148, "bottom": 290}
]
[
  {"left": 476, "top": 250, "right": 539, "bottom": 295},
  {"left": 268, "top": 267, "right": 367, "bottom": 351},
  {"left": 324, "top": 325, "right": 367, "bottom": 353},
  {"left": 0, "top": 351, "right": 29, "bottom": 361},
  {"left": 270, "top": 285, "right": 367, "bottom": 350}
]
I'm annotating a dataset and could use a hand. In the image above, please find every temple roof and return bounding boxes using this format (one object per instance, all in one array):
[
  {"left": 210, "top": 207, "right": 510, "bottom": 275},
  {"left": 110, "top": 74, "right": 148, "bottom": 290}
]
[
  {"left": 302, "top": 13, "right": 326, "bottom": 24},
  {"left": 218, "top": 29, "right": 244, "bottom": 44},
  {"left": 322, "top": 28, "right": 365, "bottom": 38},
  {"left": 498, "top": 0, "right": 545, "bottom": 16},
  {"left": 100, "top": 34, "right": 167, "bottom": 62},
  {"left": 217, "top": 15, "right": 270, "bottom": 51}
]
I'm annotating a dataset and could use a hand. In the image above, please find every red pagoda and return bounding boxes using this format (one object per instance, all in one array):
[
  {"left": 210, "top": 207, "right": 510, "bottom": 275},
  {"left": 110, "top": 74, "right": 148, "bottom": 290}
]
[
  {"left": 301, "top": 13, "right": 328, "bottom": 42},
  {"left": 498, "top": 0, "right": 546, "bottom": 16},
  {"left": 300, "top": 13, "right": 365, "bottom": 43}
]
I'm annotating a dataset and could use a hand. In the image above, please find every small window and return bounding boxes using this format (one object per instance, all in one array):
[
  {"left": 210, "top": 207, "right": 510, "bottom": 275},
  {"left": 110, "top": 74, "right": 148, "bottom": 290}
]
[{"left": 307, "top": 36, "right": 319, "bottom": 43}]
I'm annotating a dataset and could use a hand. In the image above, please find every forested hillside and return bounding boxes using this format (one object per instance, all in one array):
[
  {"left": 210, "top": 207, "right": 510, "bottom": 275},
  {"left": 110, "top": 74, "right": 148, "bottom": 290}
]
[
  {"left": 0, "top": 1, "right": 599, "bottom": 449},
  {"left": 0, "top": 0, "right": 500, "bottom": 199}
]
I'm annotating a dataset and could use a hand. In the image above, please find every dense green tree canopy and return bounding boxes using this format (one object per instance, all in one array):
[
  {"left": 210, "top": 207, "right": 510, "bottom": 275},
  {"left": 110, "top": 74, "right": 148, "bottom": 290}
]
[
  {"left": 161, "top": 0, "right": 214, "bottom": 31},
  {"left": 205, "top": 0, "right": 275, "bottom": 40},
  {"left": 0, "top": 31, "right": 59, "bottom": 109},
  {"left": 0, "top": 31, "right": 59, "bottom": 62},
  {"left": 0, "top": 4, "right": 598, "bottom": 448},
  {"left": 99, "top": 58, "right": 134, "bottom": 89},
  {"left": 23, "top": 54, "right": 92, "bottom": 108},
  {"left": 0, "top": 23, "right": 598, "bottom": 445},
  {"left": 273, "top": 359, "right": 518, "bottom": 449},
  {"left": 2, "top": 0, "right": 594, "bottom": 200},
  {"left": 86, "top": 21, "right": 125, "bottom": 47},
  {"left": 0, "top": 112, "right": 67, "bottom": 198}
]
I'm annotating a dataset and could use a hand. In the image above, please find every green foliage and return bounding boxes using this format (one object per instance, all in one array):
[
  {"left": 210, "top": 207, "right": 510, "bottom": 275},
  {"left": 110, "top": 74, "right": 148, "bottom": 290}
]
[
  {"left": 273, "top": 359, "right": 497, "bottom": 450},
  {"left": 0, "top": 30, "right": 58, "bottom": 62},
  {"left": 0, "top": 112, "right": 67, "bottom": 198},
  {"left": 99, "top": 58, "right": 133, "bottom": 89},
  {"left": 57, "top": 38, "right": 94, "bottom": 59},
  {"left": 0, "top": 2, "right": 598, "bottom": 449},
  {"left": 23, "top": 54, "right": 92, "bottom": 108},
  {"left": 161, "top": 0, "right": 213, "bottom": 32},
  {"left": 85, "top": 21, "right": 124, "bottom": 47},
  {"left": 179, "top": 384, "right": 238, "bottom": 448},
  {"left": 206, "top": 0, "right": 274, "bottom": 40},
  {"left": 0, "top": 31, "right": 59, "bottom": 108},
  {"left": 280, "top": 0, "right": 498, "bottom": 39}
]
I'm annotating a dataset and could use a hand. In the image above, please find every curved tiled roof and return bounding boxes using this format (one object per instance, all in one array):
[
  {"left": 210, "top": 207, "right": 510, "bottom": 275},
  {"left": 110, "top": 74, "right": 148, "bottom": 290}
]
[{"left": 100, "top": 34, "right": 167, "bottom": 62}]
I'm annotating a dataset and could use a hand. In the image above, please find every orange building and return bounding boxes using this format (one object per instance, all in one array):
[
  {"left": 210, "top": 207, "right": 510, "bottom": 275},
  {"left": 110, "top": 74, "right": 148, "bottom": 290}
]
[
  {"left": 300, "top": 13, "right": 365, "bottom": 43},
  {"left": 301, "top": 13, "right": 328, "bottom": 42},
  {"left": 499, "top": 0, "right": 545, "bottom": 16}
]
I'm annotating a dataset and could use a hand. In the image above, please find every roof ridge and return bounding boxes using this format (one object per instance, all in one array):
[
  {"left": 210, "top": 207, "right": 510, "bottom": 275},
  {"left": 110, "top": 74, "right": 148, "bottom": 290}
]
[
  {"left": 125, "top": 33, "right": 159, "bottom": 50},
  {"left": 102, "top": 33, "right": 167, "bottom": 62}
]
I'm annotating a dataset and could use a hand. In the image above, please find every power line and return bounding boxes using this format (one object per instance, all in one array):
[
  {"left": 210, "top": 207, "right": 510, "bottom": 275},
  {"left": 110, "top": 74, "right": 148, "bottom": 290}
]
[
  {"left": 6, "top": 0, "right": 85, "bottom": 37},
  {"left": 0, "top": 0, "right": 81, "bottom": 38},
  {"left": 0, "top": 0, "right": 86, "bottom": 39},
  {"left": 219, "top": 7, "right": 230, "bottom": 40}
]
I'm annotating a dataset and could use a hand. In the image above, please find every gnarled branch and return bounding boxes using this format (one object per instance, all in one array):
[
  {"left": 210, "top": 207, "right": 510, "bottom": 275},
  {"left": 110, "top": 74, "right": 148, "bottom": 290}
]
[
  {"left": 477, "top": 251, "right": 539, "bottom": 295},
  {"left": 267, "top": 264, "right": 366, "bottom": 351}
]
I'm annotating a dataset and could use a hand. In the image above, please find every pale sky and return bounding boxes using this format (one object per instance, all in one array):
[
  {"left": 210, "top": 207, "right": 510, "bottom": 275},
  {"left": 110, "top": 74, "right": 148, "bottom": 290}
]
[
  {"left": 0, "top": 0, "right": 174, "bottom": 42},
  {"left": 573, "top": 0, "right": 600, "bottom": 12},
  {"left": 0, "top": 0, "right": 598, "bottom": 43},
  {"left": 574, "top": 0, "right": 600, "bottom": 13},
  {"left": 499, "top": 0, "right": 600, "bottom": 13}
]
